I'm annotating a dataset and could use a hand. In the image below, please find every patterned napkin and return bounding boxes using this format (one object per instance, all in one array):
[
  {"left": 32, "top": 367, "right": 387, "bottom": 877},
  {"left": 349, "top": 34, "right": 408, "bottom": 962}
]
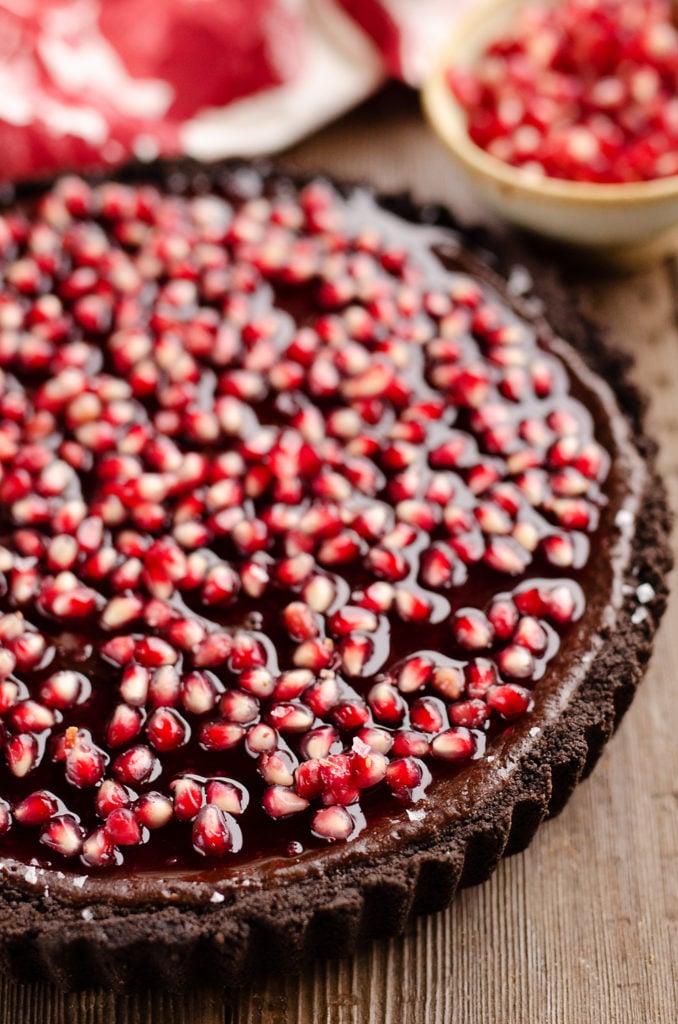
[{"left": 0, "top": 0, "right": 470, "bottom": 180}]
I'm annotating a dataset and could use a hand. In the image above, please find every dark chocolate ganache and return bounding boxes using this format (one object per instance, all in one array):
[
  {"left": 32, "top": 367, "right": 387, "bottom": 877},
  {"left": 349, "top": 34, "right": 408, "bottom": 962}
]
[{"left": 0, "top": 167, "right": 642, "bottom": 897}]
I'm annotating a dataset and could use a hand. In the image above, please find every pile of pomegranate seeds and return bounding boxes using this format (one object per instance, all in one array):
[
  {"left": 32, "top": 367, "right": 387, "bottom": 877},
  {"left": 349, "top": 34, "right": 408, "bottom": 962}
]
[
  {"left": 449, "top": 0, "right": 678, "bottom": 182},
  {"left": 0, "top": 171, "right": 609, "bottom": 869}
]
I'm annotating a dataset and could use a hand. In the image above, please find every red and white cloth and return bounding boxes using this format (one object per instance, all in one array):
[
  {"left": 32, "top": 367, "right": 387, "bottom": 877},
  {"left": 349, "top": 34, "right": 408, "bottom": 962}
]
[{"left": 0, "top": 0, "right": 472, "bottom": 181}]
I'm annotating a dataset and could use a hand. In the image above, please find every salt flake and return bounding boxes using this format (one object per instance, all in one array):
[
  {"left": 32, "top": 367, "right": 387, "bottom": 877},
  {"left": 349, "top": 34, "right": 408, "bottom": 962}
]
[{"left": 636, "top": 583, "right": 655, "bottom": 604}]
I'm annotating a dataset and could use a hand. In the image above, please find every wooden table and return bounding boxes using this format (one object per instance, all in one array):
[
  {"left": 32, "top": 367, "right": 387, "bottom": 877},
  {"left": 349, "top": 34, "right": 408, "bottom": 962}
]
[{"left": 2, "top": 86, "right": 676, "bottom": 1024}]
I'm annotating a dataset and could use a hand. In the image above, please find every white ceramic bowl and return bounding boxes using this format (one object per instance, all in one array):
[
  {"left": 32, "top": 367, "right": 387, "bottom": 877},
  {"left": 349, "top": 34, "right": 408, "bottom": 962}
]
[{"left": 422, "top": 0, "right": 678, "bottom": 256}]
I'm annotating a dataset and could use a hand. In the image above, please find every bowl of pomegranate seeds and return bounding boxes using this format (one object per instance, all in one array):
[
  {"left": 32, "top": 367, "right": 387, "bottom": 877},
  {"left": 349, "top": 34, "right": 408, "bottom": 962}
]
[{"left": 423, "top": 0, "right": 678, "bottom": 254}]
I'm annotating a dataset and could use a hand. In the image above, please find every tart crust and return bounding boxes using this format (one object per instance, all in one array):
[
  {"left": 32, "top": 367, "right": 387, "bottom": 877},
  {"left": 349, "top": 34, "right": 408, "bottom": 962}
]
[{"left": 0, "top": 162, "right": 670, "bottom": 990}]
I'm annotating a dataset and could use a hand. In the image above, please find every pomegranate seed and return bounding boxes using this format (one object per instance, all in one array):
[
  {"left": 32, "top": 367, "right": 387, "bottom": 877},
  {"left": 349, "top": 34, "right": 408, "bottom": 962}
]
[
  {"left": 275, "top": 553, "right": 314, "bottom": 587},
  {"left": 317, "top": 532, "right": 362, "bottom": 566},
  {"left": 0, "top": 613, "right": 23, "bottom": 641},
  {"left": 449, "top": 699, "right": 489, "bottom": 728},
  {"left": 550, "top": 498, "right": 593, "bottom": 530},
  {"left": 282, "top": 601, "right": 319, "bottom": 641},
  {"left": 245, "top": 722, "right": 278, "bottom": 755},
  {"left": 9, "top": 632, "right": 47, "bottom": 670},
  {"left": 263, "top": 786, "right": 309, "bottom": 819},
  {"left": 258, "top": 750, "right": 296, "bottom": 787},
  {"left": 350, "top": 744, "right": 387, "bottom": 787},
  {"left": 268, "top": 702, "right": 315, "bottom": 734},
  {"left": 194, "top": 632, "right": 233, "bottom": 667},
  {"left": 81, "top": 828, "right": 118, "bottom": 868},
  {"left": 293, "top": 637, "right": 334, "bottom": 671},
  {"left": 220, "top": 690, "right": 260, "bottom": 724},
  {"left": 367, "top": 680, "right": 405, "bottom": 725},
  {"left": 50, "top": 586, "right": 100, "bottom": 620},
  {"left": 547, "top": 582, "right": 583, "bottom": 623},
  {"left": 200, "top": 720, "right": 244, "bottom": 751},
  {"left": 316, "top": 754, "right": 360, "bottom": 806},
  {"left": 192, "top": 804, "right": 233, "bottom": 856},
  {"left": 274, "top": 669, "right": 314, "bottom": 701},
  {"left": 46, "top": 534, "right": 78, "bottom": 570},
  {"left": 484, "top": 538, "right": 529, "bottom": 575},
  {"left": 431, "top": 727, "right": 476, "bottom": 761},
  {"left": 95, "top": 779, "right": 130, "bottom": 818},
  {"left": 144, "top": 599, "right": 175, "bottom": 631},
  {"left": 299, "top": 724, "right": 340, "bottom": 760},
  {"left": 202, "top": 565, "right": 240, "bottom": 606},
  {"left": 513, "top": 616, "right": 548, "bottom": 654},
  {"left": 542, "top": 534, "right": 575, "bottom": 568},
  {"left": 180, "top": 671, "right": 218, "bottom": 715},
  {"left": 354, "top": 581, "right": 394, "bottom": 612},
  {"left": 0, "top": 649, "right": 17, "bottom": 682},
  {"left": 40, "top": 814, "right": 85, "bottom": 858},
  {"left": 339, "top": 634, "right": 374, "bottom": 677},
  {"left": 167, "top": 618, "right": 207, "bottom": 651},
  {"left": 573, "top": 442, "right": 607, "bottom": 480},
  {"left": 385, "top": 757, "right": 423, "bottom": 793},
  {"left": 239, "top": 667, "right": 276, "bottom": 699},
  {"left": 395, "top": 589, "right": 433, "bottom": 622},
  {"left": 135, "top": 636, "right": 178, "bottom": 667},
  {"left": 431, "top": 664, "right": 465, "bottom": 701},
  {"left": 76, "top": 517, "right": 104, "bottom": 554},
  {"left": 206, "top": 780, "right": 246, "bottom": 816},
  {"left": 488, "top": 598, "right": 519, "bottom": 640},
  {"left": 366, "top": 544, "right": 409, "bottom": 585},
  {"left": 100, "top": 594, "right": 144, "bottom": 630},
  {"left": 171, "top": 777, "right": 204, "bottom": 821},
  {"left": 120, "top": 665, "right": 150, "bottom": 707},
  {"left": 0, "top": 679, "right": 18, "bottom": 713},
  {"left": 6, "top": 733, "right": 39, "bottom": 777},
  {"left": 104, "top": 808, "right": 143, "bottom": 846},
  {"left": 14, "top": 790, "right": 58, "bottom": 826},
  {"left": 452, "top": 609, "right": 494, "bottom": 650},
  {"left": 312, "top": 804, "right": 354, "bottom": 841},
  {"left": 487, "top": 684, "right": 532, "bottom": 717},
  {"left": 38, "top": 671, "right": 89, "bottom": 710},
  {"left": 113, "top": 745, "right": 159, "bottom": 785},
  {"left": 148, "top": 665, "right": 181, "bottom": 708},
  {"left": 295, "top": 759, "right": 324, "bottom": 800},
  {"left": 392, "top": 730, "right": 431, "bottom": 757},
  {"left": 514, "top": 587, "right": 547, "bottom": 616},
  {"left": 146, "top": 707, "right": 189, "bottom": 751},
  {"left": 351, "top": 504, "right": 390, "bottom": 541},
  {"left": 466, "top": 658, "right": 499, "bottom": 699},
  {"left": 328, "top": 606, "right": 378, "bottom": 636},
  {"left": 113, "top": 564, "right": 145, "bottom": 595},
  {"left": 302, "top": 676, "right": 340, "bottom": 717},
  {"left": 101, "top": 635, "right": 136, "bottom": 666},
  {"left": 66, "top": 738, "right": 106, "bottom": 788},
  {"left": 421, "top": 544, "right": 458, "bottom": 588},
  {"left": 9, "top": 699, "right": 55, "bottom": 733},
  {"left": 10, "top": 566, "right": 40, "bottom": 605},
  {"left": 134, "top": 792, "right": 173, "bottom": 830},
  {"left": 331, "top": 699, "right": 370, "bottom": 731},
  {"left": 397, "top": 656, "right": 434, "bottom": 693},
  {"left": 497, "top": 644, "right": 535, "bottom": 679},
  {"left": 410, "top": 696, "right": 446, "bottom": 734},
  {"left": 229, "top": 633, "right": 266, "bottom": 671}
]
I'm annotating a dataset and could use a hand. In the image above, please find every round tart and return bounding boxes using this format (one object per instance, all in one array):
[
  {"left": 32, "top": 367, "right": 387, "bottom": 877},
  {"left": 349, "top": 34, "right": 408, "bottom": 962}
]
[{"left": 0, "top": 162, "right": 669, "bottom": 989}]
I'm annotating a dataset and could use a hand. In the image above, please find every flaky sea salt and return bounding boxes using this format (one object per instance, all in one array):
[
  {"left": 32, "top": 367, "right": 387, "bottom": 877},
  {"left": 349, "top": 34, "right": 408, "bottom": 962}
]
[{"left": 636, "top": 583, "right": 655, "bottom": 604}]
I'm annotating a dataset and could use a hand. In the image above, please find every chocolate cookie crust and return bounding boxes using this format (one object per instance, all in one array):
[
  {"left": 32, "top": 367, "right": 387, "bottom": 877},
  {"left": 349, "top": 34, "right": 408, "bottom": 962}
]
[{"left": 0, "top": 162, "right": 670, "bottom": 990}]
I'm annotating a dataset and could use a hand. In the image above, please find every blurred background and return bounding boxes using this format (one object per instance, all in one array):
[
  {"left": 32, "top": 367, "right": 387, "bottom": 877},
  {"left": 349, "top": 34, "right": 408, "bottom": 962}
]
[{"left": 0, "top": 0, "right": 471, "bottom": 181}]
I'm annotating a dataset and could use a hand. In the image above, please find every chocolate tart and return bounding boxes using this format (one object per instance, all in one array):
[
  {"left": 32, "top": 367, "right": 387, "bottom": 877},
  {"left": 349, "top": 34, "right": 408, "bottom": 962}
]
[{"left": 0, "top": 162, "right": 669, "bottom": 990}]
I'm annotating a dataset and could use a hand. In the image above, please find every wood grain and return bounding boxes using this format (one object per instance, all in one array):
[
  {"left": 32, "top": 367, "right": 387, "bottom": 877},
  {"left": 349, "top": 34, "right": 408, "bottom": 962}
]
[{"left": 1, "top": 86, "right": 676, "bottom": 1024}]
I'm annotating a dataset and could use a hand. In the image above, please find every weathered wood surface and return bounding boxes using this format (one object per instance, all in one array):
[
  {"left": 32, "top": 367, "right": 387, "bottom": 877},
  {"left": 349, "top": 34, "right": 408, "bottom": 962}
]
[{"left": 1, "top": 86, "right": 676, "bottom": 1024}]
